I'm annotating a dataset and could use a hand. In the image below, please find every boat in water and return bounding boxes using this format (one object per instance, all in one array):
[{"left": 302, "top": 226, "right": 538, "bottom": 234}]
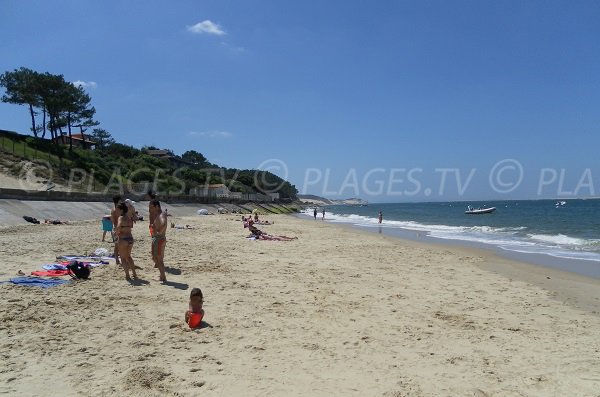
[{"left": 465, "top": 205, "right": 496, "bottom": 215}]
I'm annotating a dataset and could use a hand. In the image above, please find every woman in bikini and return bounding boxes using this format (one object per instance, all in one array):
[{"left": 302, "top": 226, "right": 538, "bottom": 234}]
[{"left": 116, "top": 202, "right": 138, "bottom": 280}]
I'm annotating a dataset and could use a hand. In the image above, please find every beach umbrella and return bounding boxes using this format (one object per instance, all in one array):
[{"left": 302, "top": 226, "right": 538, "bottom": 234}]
[{"left": 197, "top": 209, "right": 209, "bottom": 215}]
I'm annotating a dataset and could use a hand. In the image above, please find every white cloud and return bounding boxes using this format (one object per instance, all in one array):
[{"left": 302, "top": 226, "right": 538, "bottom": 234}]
[
  {"left": 188, "top": 130, "right": 232, "bottom": 138},
  {"left": 73, "top": 80, "right": 98, "bottom": 89},
  {"left": 187, "top": 20, "right": 226, "bottom": 36}
]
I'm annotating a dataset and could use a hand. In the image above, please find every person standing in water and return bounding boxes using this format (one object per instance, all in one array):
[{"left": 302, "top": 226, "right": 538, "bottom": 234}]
[
  {"left": 313, "top": 208, "right": 317, "bottom": 220},
  {"left": 378, "top": 211, "right": 383, "bottom": 224}
]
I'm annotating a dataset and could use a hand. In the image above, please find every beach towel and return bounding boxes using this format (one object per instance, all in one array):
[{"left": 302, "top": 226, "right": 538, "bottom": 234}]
[
  {"left": 57, "top": 255, "right": 113, "bottom": 262},
  {"left": 31, "top": 270, "right": 70, "bottom": 277},
  {"left": 41, "top": 264, "right": 69, "bottom": 271},
  {"left": 85, "top": 261, "right": 109, "bottom": 268},
  {"left": 7, "top": 277, "right": 71, "bottom": 288}
]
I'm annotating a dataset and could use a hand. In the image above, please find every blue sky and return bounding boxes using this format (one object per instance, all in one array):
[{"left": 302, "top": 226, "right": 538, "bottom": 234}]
[{"left": 1, "top": 0, "right": 600, "bottom": 201}]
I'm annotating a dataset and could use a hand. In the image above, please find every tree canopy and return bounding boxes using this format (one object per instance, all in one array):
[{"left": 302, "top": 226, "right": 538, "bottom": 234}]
[
  {"left": 0, "top": 67, "right": 97, "bottom": 150},
  {"left": 0, "top": 67, "right": 298, "bottom": 199}
]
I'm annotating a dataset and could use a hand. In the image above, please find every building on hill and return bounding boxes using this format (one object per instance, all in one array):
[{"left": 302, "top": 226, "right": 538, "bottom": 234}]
[
  {"left": 190, "top": 184, "right": 231, "bottom": 198},
  {"left": 52, "top": 133, "right": 96, "bottom": 149},
  {"left": 145, "top": 149, "right": 192, "bottom": 168},
  {"left": 145, "top": 149, "right": 171, "bottom": 158},
  {"left": 189, "top": 185, "right": 275, "bottom": 202}
]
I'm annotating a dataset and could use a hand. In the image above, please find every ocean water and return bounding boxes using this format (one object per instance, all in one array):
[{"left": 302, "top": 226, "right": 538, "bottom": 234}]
[{"left": 302, "top": 199, "right": 600, "bottom": 274}]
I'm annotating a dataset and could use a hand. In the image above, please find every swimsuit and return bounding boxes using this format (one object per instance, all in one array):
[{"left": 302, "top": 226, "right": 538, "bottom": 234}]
[
  {"left": 101, "top": 218, "right": 113, "bottom": 232},
  {"left": 151, "top": 234, "right": 166, "bottom": 258},
  {"left": 188, "top": 311, "right": 204, "bottom": 328},
  {"left": 118, "top": 236, "right": 134, "bottom": 245}
]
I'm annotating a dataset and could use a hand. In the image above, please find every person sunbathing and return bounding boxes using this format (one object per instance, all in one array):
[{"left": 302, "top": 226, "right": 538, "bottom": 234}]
[
  {"left": 257, "top": 234, "right": 297, "bottom": 241},
  {"left": 247, "top": 220, "right": 263, "bottom": 236},
  {"left": 44, "top": 219, "right": 70, "bottom": 225},
  {"left": 255, "top": 220, "right": 274, "bottom": 225},
  {"left": 173, "top": 224, "right": 195, "bottom": 229},
  {"left": 247, "top": 220, "right": 297, "bottom": 241}
]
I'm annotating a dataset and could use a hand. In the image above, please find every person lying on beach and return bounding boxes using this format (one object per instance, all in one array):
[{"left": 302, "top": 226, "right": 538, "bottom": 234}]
[
  {"left": 255, "top": 234, "right": 298, "bottom": 241},
  {"left": 44, "top": 219, "right": 70, "bottom": 225},
  {"left": 247, "top": 220, "right": 297, "bottom": 241},
  {"left": 185, "top": 287, "right": 205, "bottom": 329},
  {"left": 254, "top": 220, "right": 274, "bottom": 225},
  {"left": 246, "top": 220, "right": 262, "bottom": 234},
  {"left": 172, "top": 224, "right": 195, "bottom": 229}
]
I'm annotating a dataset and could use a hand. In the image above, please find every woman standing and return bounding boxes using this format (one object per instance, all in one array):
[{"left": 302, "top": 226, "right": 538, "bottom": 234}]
[{"left": 115, "top": 202, "right": 138, "bottom": 280}]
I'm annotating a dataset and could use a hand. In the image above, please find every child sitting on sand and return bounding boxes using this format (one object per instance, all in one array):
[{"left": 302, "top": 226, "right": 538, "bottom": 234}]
[{"left": 185, "top": 288, "right": 205, "bottom": 329}]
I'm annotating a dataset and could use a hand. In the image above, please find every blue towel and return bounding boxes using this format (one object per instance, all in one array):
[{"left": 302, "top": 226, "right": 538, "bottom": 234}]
[
  {"left": 7, "top": 277, "right": 71, "bottom": 288},
  {"left": 42, "top": 264, "right": 69, "bottom": 271}
]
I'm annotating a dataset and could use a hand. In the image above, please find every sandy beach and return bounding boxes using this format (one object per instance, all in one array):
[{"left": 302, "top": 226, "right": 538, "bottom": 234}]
[{"left": 1, "top": 212, "right": 599, "bottom": 396}]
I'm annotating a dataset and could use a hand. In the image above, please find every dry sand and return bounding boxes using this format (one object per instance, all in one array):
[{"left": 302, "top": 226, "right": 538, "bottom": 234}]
[
  {"left": 0, "top": 213, "right": 599, "bottom": 396},
  {"left": 0, "top": 160, "right": 71, "bottom": 192}
]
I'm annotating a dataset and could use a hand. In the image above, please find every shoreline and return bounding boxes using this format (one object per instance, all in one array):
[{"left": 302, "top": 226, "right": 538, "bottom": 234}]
[
  {"left": 297, "top": 211, "right": 600, "bottom": 279},
  {"left": 309, "top": 202, "right": 600, "bottom": 279},
  {"left": 297, "top": 215, "right": 600, "bottom": 315}
]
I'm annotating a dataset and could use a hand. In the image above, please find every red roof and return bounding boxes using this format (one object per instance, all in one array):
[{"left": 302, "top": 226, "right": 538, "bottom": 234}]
[{"left": 52, "top": 134, "right": 96, "bottom": 144}]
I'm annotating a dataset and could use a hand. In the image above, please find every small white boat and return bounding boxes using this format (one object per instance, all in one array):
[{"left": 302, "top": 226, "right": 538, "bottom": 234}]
[{"left": 465, "top": 206, "right": 496, "bottom": 215}]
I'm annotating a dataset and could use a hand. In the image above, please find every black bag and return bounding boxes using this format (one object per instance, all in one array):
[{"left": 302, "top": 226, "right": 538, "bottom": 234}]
[
  {"left": 23, "top": 216, "right": 40, "bottom": 224},
  {"left": 68, "top": 261, "right": 90, "bottom": 280}
]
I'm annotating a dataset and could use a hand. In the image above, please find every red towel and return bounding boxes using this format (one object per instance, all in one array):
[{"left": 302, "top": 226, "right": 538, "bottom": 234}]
[{"left": 31, "top": 270, "right": 70, "bottom": 277}]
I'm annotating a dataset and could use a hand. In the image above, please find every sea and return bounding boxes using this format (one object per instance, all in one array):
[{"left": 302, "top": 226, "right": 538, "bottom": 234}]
[{"left": 301, "top": 199, "right": 600, "bottom": 278}]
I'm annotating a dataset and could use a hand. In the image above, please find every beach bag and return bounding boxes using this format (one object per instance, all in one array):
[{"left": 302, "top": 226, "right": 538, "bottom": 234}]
[{"left": 68, "top": 261, "right": 90, "bottom": 280}]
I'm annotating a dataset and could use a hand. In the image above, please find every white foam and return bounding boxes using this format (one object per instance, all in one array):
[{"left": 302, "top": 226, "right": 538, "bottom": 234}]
[
  {"left": 313, "top": 209, "right": 600, "bottom": 263},
  {"left": 527, "top": 233, "right": 589, "bottom": 246}
]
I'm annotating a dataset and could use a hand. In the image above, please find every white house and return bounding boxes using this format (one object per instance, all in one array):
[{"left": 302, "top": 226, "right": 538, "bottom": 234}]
[{"left": 190, "top": 184, "right": 231, "bottom": 198}]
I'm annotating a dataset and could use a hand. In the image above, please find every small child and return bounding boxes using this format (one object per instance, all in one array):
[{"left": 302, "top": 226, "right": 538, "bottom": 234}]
[{"left": 185, "top": 288, "right": 205, "bottom": 329}]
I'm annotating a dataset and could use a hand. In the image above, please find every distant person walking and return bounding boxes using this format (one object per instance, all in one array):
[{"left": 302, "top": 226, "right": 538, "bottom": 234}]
[
  {"left": 313, "top": 208, "right": 317, "bottom": 220},
  {"left": 322, "top": 208, "right": 325, "bottom": 220},
  {"left": 378, "top": 211, "right": 383, "bottom": 224}
]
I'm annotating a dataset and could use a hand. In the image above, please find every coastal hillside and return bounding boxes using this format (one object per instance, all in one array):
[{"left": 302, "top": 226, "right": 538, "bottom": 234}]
[
  {"left": 0, "top": 129, "right": 298, "bottom": 200},
  {"left": 297, "top": 194, "right": 333, "bottom": 205},
  {"left": 298, "top": 195, "right": 368, "bottom": 206}
]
